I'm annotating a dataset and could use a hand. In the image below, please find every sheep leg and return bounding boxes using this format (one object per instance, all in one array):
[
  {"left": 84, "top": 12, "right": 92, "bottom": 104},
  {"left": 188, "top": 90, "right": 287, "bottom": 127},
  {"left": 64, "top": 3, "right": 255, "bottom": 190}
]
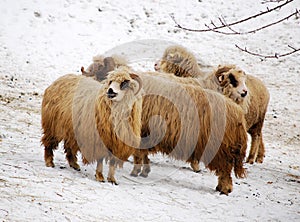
[
  {"left": 209, "top": 152, "right": 233, "bottom": 195},
  {"left": 215, "top": 170, "right": 233, "bottom": 195},
  {"left": 256, "top": 135, "right": 265, "bottom": 163},
  {"left": 190, "top": 159, "right": 201, "bottom": 173},
  {"left": 140, "top": 155, "right": 151, "bottom": 178},
  {"left": 247, "top": 125, "right": 262, "bottom": 164},
  {"left": 107, "top": 158, "right": 118, "bottom": 185},
  {"left": 130, "top": 153, "right": 142, "bottom": 177},
  {"left": 246, "top": 134, "right": 259, "bottom": 164},
  {"left": 247, "top": 120, "right": 266, "bottom": 164},
  {"left": 42, "top": 135, "right": 58, "bottom": 168},
  {"left": 95, "top": 158, "right": 105, "bottom": 182},
  {"left": 64, "top": 141, "right": 80, "bottom": 171}
]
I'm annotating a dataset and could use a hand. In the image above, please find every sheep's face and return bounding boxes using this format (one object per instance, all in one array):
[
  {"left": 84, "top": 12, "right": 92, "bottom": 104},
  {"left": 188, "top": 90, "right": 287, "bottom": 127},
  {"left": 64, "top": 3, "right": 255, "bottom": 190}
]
[
  {"left": 106, "top": 70, "right": 142, "bottom": 102},
  {"left": 216, "top": 66, "right": 248, "bottom": 103},
  {"left": 107, "top": 79, "right": 130, "bottom": 102}
]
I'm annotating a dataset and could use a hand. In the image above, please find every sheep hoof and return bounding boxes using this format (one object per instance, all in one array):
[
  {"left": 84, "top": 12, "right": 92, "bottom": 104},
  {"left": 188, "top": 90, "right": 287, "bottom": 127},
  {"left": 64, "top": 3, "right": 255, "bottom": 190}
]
[
  {"left": 220, "top": 191, "right": 229, "bottom": 196},
  {"left": 95, "top": 173, "right": 105, "bottom": 182},
  {"left": 216, "top": 184, "right": 232, "bottom": 195},
  {"left": 70, "top": 163, "right": 80, "bottom": 171},
  {"left": 107, "top": 177, "right": 118, "bottom": 185},
  {"left": 246, "top": 156, "right": 255, "bottom": 164},
  {"left": 246, "top": 159, "right": 254, "bottom": 164},
  {"left": 46, "top": 162, "right": 55, "bottom": 168},
  {"left": 72, "top": 166, "right": 81, "bottom": 171},
  {"left": 140, "top": 172, "right": 149, "bottom": 178},
  {"left": 193, "top": 169, "right": 201, "bottom": 173},
  {"left": 130, "top": 172, "right": 139, "bottom": 177},
  {"left": 130, "top": 169, "right": 140, "bottom": 177},
  {"left": 255, "top": 157, "right": 264, "bottom": 163}
]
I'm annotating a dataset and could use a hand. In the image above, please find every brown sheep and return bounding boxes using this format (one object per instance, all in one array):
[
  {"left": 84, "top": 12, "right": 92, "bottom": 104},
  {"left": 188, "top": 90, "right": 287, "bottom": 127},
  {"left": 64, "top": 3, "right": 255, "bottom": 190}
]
[
  {"left": 128, "top": 70, "right": 248, "bottom": 195},
  {"left": 213, "top": 65, "right": 270, "bottom": 164},
  {"left": 155, "top": 46, "right": 270, "bottom": 166},
  {"left": 41, "top": 69, "right": 143, "bottom": 184},
  {"left": 81, "top": 55, "right": 129, "bottom": 81},
  {"left": 79, "top": 65, "right": 248, "bottom": 194}
]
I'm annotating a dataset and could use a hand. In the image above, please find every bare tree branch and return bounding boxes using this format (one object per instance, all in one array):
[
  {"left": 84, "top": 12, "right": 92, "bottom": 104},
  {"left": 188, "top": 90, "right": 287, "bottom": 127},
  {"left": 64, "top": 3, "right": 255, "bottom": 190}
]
[
  {"left": 261, "top": 0, "right": 286, "bottom": 4},
  {"left": 207, "top": 9, "right": 299, "bottom": 35},
  {"left": 170, "top": 0, "right": 299, "bottom": 58},
  {"left": 170, "top": 0, "right": 294, "bottom": 32},
  {"left": 235, "top": 44, "right": 300, "bottom": 59}
]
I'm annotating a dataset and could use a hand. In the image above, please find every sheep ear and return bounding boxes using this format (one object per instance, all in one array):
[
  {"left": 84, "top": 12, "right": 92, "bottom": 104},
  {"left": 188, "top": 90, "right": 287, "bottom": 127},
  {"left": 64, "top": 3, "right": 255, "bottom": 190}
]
[
  {"left": 217, "top": 65, "right": 235, "bottom": 73},
  {"left": 214, "top": 65, "right": 235, "bottom": 81},
  {"left": 129, "top": 73, "right": 142, "bottom": 96},
  {"left": 81, "top": 66, "right": 93, "bottom": 77},
  {"left": 218, "top": 74, "right": 225, "bottom": 83}
]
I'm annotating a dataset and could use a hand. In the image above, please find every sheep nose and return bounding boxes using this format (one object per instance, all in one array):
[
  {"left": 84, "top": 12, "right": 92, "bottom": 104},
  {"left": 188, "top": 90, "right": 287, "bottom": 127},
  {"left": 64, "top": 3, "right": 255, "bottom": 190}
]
[
  {"left": 107, "top": 88, "right": 117, "bottom": 99},
  {"left": 241, "top": 90, "right": 248, "bottom": 98},
  {"left": 154, "top": 62, "right": 159, "bottom": 71}
]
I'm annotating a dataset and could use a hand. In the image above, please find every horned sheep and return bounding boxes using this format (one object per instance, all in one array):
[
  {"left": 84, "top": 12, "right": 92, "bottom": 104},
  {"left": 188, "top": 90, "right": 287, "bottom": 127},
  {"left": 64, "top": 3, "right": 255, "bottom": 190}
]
[
  {"left": 41, "top": 70, "right": 143, "bottom": 184},
  {"left": 80, "top": 61, "right": 249, "bottom": 194},
  {"left": 155, "top": 45, "right": 270, "bottom": 166}
]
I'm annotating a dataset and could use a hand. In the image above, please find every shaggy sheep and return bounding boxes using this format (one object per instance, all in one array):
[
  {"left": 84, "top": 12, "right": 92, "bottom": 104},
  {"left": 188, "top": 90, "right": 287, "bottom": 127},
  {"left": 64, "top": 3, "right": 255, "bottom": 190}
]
[
  {"left": 154, "top": 45, "right": 208, "bottom": 78},
  {"left": 212, "top": 65, "right": 270, "bottom": 164},
  {"left": 155, "top": 46, "right": 270, "bottom": 165},
  {"left": 81, "top": 55, "right": 129, "bottom": 81},
  {"left": 41, "top": 69, "right": 143, "bottom": 184},
  {"left": 128, "top": 70, "right": 248, "bottom": 195}
]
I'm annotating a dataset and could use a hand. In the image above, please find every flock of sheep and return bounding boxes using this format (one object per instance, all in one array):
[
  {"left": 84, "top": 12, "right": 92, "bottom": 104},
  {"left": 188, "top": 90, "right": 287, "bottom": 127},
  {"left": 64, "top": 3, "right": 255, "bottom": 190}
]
[{"left": 41, "top": 45, "right": 269, "bottom": 195}]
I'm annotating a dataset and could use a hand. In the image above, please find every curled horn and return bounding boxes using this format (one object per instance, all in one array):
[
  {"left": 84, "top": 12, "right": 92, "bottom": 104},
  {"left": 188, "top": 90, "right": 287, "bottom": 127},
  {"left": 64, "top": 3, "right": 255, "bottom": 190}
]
[
  {"left": 129, "top": 73, "right": 143, "bottom": 96},
  {"left": 81, "top": 66, "right": 94, "bottom": 77},
  {"left": 214, "top": 64, "right": 236, "bottom": 82},
  {"left": 215, "top": 64, "right": 236, "bottom": 76}
]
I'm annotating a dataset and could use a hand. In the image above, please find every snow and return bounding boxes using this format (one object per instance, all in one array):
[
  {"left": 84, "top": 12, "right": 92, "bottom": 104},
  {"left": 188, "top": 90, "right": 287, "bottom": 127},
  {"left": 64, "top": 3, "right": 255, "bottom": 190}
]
[{"left": 0, "top": 0, "right": 299, "bottom": 221}]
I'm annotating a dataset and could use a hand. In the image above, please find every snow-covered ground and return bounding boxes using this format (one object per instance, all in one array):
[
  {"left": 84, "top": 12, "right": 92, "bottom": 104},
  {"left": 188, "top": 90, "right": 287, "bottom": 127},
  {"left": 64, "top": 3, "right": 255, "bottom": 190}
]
[{"left": 0, "top": 0, "right": 299, "bottom": 221}]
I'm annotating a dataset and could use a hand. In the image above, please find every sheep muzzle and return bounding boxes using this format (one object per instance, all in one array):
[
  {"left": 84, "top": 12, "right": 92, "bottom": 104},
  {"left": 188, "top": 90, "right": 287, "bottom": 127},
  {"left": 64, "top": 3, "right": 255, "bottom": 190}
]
[
  {"left": 241, "top": 90, "right": 248, "bottom": 98},
  {"left": 107, "top": 88, "right": 118, "bottom": 99}
]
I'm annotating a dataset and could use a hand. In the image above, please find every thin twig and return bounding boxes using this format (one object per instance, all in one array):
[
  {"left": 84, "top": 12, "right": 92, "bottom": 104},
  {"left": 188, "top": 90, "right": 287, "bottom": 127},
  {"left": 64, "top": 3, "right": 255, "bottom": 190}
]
[
  {"left": 170, "top": 0, "right": 293, "bottom": 32},
  {"left": 235, "top": 44, "right": 300, "bottom": 58},
  {"left": 261, "top": 0, "right": 286, "bottom": 4},
  {"left": 210, "top": 9, "right": 299, "bottom": 35}
]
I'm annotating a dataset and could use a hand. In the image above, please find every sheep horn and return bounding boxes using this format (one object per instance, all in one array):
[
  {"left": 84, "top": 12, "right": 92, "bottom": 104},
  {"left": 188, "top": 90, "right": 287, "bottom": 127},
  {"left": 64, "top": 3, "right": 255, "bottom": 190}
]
[
  {"left": 215, "top": 65, "right": 235, "bottom": 75},
  {"left": 81, "top": 66, "right": 93, "bottom": 77},
  {"left": 130, "top": 73, "right": 142, "bottom": 96}
]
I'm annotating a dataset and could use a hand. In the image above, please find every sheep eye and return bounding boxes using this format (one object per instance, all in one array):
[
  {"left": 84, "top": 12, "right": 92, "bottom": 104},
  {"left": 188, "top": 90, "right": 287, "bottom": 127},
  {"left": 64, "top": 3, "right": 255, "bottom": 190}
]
[
  {"left": 228, "top": 73, "right": 238, "bottom": 87},
  {"left": 108, "top": 80, "right": 112, "bottom": 85},
  {"left": 120, "top": 80, "right": 130, "bottom": 90}
]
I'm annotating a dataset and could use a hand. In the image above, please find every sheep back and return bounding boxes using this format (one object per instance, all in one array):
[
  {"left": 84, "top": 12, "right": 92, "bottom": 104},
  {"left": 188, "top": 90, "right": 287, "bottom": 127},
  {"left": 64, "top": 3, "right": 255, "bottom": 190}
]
[{"left": 245, "top": 75, "right": 270, "bottom": 129}]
